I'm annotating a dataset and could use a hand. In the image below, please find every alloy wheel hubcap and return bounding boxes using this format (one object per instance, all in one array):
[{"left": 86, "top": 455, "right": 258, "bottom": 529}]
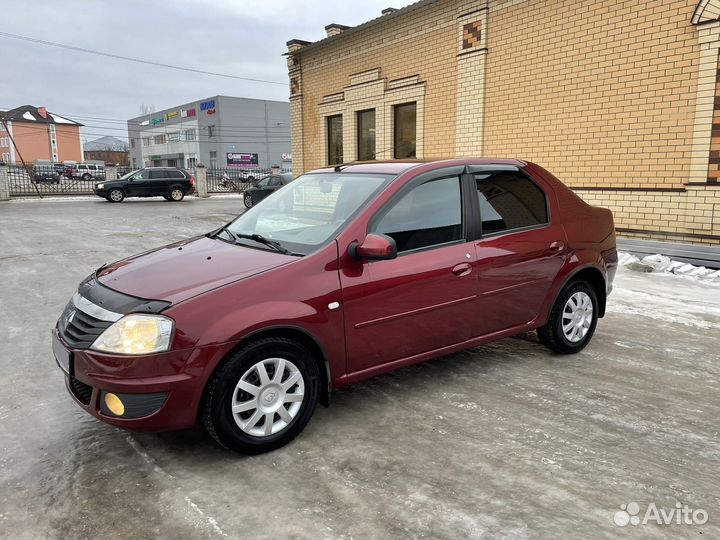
[
  {"left": 231, "top": 358, "right": 304, "bottom": 437},
  {"left": 110, "top": 191, "right": 122, "bottom": 201},
  {"left": 244, "top": 195, "right": 252, "bottom": 205},
  {"left": 171, "top": 190, "right": 182, "bottom": 200},
  {"left": 562, "top": 291, "right": 593, "bottom": 343}
]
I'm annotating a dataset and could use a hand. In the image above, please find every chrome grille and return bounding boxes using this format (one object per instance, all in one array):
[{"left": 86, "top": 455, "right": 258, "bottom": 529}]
[{"left": 58, "top": 294, "right": 119, "bottom": 349}]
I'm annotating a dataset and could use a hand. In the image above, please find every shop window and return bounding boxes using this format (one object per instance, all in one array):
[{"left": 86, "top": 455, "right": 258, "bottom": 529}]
[
  {"left": 394, "top": 102, "right": 416, "bottom": 159},
  {"left": 356, "top": 109, "right": 375, "bottom": 161},
  {"left": 327, "top": 115, "right": 343, "bottom": 165}
]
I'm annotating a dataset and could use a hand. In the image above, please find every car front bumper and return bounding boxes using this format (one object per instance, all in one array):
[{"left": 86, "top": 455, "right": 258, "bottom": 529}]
[
  {"left": 52, "top": 328, "right": 234, "bottom": 431},
  {"left": 93, "top": 188, "right": 107, "bottom": 198}
]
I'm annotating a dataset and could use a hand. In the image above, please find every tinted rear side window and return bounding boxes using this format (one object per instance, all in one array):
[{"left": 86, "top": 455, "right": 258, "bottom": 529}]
[
  {"left": 475, "top": 172, "right": 548, "bottom": 235},
  {"left": 149, "top": 170, "right": 169, "bottom": 179}
]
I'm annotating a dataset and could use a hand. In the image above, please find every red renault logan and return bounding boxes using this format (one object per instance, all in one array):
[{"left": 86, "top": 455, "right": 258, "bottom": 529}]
[{"left": 53, "top": 159, "right": 617, "bottom": 454}]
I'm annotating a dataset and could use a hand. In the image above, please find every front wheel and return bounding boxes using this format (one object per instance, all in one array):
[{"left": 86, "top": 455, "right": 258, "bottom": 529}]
[
  {"left": 202, "top": 337, "right": 320, "bottom": 454},
  {"left": 243, "top": 193, "right": 253, "bottom": 208},
  {"left": 537, "top": 280, "right": 598, "bottom": 354},
  {"left": 82, "top": 173, "right": 91, "bottom": 181},
  {"left": 107, "top": 188, "right": 125, "bottom": 203}
]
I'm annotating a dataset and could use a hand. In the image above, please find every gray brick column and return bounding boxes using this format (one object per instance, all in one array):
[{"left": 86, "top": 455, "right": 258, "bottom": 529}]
[
  {"left": 195, "top": 163, "right": 208, "bottom": 198},
  {"left": 0, "top": 164, "right": 9, "bottom": 201}
]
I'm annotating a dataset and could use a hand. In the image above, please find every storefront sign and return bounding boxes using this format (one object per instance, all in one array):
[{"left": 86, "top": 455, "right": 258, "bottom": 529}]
[
  {"left": 200, "top": 100, "right": 216, "bottom": 111},
  {"left": 281, "top": 153, "right": 292, "bottom": 161},
  {"left": 151, "top": 117, "right": 164, "bottom": 125},
  {"left": 165, "top": 111, "right": 179, "bottom": 121},
  {"left": 226, "top": 152, "right": 259, "bottom": 168},
  {"left": 180, "top": 108, "right": 196, "bottom": 118}
]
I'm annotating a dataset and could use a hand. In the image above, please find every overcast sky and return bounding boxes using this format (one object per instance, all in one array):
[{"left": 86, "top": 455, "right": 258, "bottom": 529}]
[{"left": 1, "top": 0, "right": 413, "bottom": 142}]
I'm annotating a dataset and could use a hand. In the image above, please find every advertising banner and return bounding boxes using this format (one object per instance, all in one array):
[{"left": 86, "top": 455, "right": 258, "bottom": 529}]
[{"left": 226, "top": 152, "right": 259, "bottom": 168}]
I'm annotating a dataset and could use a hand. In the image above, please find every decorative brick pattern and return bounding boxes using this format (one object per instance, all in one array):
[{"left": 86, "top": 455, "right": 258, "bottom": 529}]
[
  {"left": 708, "top": 62, "right": 720, "bottom": 183},
  {"left": 462, "top": 21, "right": 483, "bottom": 49},
  {"left": 290, "top": 77, "right": 300, "bottom": 97}
]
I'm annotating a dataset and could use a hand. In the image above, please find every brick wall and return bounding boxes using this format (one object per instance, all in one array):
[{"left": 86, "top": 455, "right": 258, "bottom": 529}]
[
  {"left": 288, "top": 0, "right": 720, "bottom": 244},
  {"left": 293, "top": 0, "right": 462, "bottom": 169},
  {"left": 484, "top": 0, "right": 699, "bottom": 190}
]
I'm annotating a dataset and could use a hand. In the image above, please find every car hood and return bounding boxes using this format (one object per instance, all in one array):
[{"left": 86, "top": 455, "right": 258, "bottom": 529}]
[{"left": 96, "top": 235, "right": 296, "bottom": 304}]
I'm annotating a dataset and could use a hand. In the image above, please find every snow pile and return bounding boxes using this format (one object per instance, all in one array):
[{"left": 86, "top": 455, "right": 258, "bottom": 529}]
[{"left": 618, "top": 252, "right": 720, "bottom": 283}]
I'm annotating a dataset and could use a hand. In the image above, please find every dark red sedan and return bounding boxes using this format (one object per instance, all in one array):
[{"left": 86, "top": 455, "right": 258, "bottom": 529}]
[{"left": 53, "top": 159, "right": 617, "bottom": 454}]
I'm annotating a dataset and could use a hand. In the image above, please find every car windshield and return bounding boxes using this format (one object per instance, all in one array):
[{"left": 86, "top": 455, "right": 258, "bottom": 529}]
[{"left": 226, "top": 172, "right": 394, "bottom": 255}]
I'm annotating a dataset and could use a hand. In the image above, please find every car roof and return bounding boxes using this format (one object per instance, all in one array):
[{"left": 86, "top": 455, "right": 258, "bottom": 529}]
[{"left": 306, "top": 158, "right": 527, "bottom": 175}]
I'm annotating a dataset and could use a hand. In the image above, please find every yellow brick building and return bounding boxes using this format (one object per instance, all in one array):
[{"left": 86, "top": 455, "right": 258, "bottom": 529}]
[{"left": 286, "top": 0, "right": 720, "bottom": 245}]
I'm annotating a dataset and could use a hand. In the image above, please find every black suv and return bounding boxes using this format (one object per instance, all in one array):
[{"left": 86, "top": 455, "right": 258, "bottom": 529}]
[
  {"left": 94, "top": 167, "right": 195, "bottom": 203},
  {"left": 243, "top": 173, "right": 293, "bottom": 208}
]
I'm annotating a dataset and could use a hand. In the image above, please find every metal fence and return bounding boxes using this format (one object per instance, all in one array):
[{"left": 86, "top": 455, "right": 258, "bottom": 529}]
[
  {"left": 205, "top": 167, "right": 291, "bottom": 193},
  {"left": 6, "top": 164, "right": 292, "bottom": 197},
  {"left": 7, "top": 165, "right": 103, "bottom": 196}
]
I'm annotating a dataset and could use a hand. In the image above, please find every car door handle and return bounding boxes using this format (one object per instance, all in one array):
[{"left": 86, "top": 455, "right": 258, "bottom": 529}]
[
  {"left": 452, "top": 263, "right": 472, "bottom": 277},
  {"left": 549, "top": 241, "right": 565, "bottom": 253}
]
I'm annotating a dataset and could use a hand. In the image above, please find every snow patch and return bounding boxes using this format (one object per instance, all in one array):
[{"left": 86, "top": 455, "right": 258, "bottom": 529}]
[
  {"left": 22, "top": 112, "right": 35, "bottom": 121},
  {"left": 49, "top": 113, "right": 74, "bottom": 124},
  {"left": 184, "top": 496, "right": 228, "bottom": 537},
  {"left": 618, "top": 252, "right": 720, "bottom": 284}
]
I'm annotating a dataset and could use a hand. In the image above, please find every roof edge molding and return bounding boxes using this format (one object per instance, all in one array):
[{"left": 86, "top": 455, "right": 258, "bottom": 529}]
[{"left": 693, "top": 0, "right": 720, "bottom": 25}]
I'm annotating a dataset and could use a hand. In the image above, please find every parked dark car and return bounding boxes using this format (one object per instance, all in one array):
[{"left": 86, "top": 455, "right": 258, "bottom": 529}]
[
  {"left": 31, "top": 164, "right": 60, "bottom": 184},
  {"left": 54, "top": 159, "right": 616, "bottom": 454},
  {"left": 93, "top": 167, "right": 195, "bottom": 202},
  {"left": 243, "top": 173, "right": 293, "bottom": 208}
]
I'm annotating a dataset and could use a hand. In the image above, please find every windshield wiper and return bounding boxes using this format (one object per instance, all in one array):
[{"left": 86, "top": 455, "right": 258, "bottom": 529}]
[
  {"left": 221, "top": 228, "right": 292, "bottom": 255},
  {"left": 210, "top": 226, "right": 295, "bottom": 255}
]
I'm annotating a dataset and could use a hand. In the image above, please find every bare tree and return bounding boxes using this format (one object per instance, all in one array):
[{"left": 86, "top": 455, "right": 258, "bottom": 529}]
[{"left": 139, "top": 103, "right": 156, "bottom": 115}]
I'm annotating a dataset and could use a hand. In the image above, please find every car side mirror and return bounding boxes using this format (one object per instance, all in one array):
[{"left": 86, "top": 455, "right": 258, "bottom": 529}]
[{"left": 348, "top": 233, "right": 397, "bottom": 261}]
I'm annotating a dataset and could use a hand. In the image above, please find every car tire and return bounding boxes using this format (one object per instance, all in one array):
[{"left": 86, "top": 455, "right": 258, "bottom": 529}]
[
  {"left": 202, "top": 337, "right": 320, "bottom": 454},
  {"left": 168, "top": 187, "right": 184, "bottom": 202},
  {"left": 82, "top": 173, "right": 91, "bottom": 181},
  {"left": 107, "top": 188, "right": 125, "bottom": 203},
  {"left": 243, "top": 193, "right": 253, "bottom": 208},
  {"left": 537, "top": 280, "right": 598, "bottom": 354}
]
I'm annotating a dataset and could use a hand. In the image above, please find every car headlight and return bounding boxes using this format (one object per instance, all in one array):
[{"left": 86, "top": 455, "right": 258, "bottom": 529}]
[
  {"left": 91, "top": 314, "right": 174, "bottom": 355},
  {"left": 96, "top": 183, "right": 105, "bottom": 189}
]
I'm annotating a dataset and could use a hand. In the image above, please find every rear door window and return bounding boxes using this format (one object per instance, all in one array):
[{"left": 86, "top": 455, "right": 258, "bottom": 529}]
[
  {"left": 149, "top": 170, "right": 169, "bottom": 180},
  {"left": 474, "top": 172, "right": 548, "bottom": 235}
]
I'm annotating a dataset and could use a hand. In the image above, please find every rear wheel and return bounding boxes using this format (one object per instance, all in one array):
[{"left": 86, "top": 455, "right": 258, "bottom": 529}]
[
  {"left": 243, "top": 193, "right": 253, "bottom": 208},
  {"left": 107, "top": 188, "right": 125, "bottom": 203},
  {"left": 537, "top": 280, "right": 598, "bottom": 354},
  {"left": 82, "top": 173, "right": 91, "bottom": 181},
  {"left": 168, "top": 187, "right": 184, "bottom": 202},
  {"left": 202, "top": 337, "right": 319, "bottom": 454}
]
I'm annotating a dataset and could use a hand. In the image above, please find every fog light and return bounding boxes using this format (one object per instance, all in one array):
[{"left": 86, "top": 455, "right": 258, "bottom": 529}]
[{"left": 104, "top": 393, "right": 125, "bottom": 416}]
